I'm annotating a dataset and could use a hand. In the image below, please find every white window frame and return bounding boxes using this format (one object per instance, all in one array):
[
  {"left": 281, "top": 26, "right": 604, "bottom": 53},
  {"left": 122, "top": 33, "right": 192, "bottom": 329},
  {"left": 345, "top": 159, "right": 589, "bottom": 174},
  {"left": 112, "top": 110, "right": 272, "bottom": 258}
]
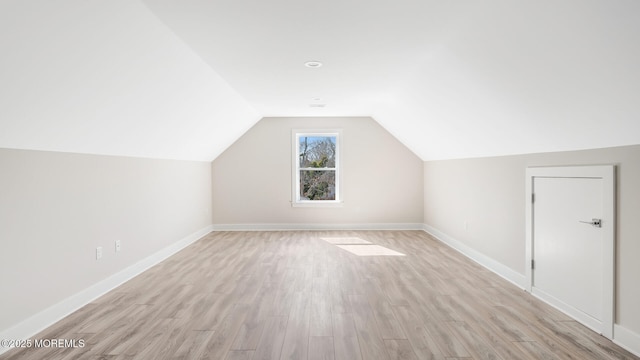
[{"left": 291, "top": 129, "right": 342, "bottom": 207}]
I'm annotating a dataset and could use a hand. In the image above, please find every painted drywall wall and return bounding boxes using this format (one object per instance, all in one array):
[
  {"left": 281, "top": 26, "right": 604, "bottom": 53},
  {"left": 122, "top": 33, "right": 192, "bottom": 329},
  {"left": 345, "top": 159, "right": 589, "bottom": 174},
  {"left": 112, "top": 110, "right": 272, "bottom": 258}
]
[
  {"left": 0, "top": 148, "right": 212, "bottom": 333},
  {"left": 212, "top": 117, "right": 423, "bottom": 226},
  {"left": 423, "top": 144, "right": 640, "bottom": 336}
]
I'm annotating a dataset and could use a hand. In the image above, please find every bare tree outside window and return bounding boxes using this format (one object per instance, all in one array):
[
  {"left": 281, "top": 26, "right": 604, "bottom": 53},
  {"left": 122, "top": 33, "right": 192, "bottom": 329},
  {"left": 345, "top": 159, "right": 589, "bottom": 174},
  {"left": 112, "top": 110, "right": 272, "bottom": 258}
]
[{"left": 296, "top": 134, "right": 338, "bottom": 201}]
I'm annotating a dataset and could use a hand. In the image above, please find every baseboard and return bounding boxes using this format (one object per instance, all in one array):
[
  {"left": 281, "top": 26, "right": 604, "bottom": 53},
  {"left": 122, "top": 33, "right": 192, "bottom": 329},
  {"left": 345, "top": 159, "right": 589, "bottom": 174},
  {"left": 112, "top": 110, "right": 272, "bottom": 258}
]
[
  {"left": 614, "top": 324, "right": 640, "bottom": 357},
  {"left": 422, "top": 224, "right": 526, "bottom": 289},
  {"left": 213, "top": 223, "right": 425, "bottom": 231},
  {"left": 0, "top": 225, "right": 214, "bottom": 356}
]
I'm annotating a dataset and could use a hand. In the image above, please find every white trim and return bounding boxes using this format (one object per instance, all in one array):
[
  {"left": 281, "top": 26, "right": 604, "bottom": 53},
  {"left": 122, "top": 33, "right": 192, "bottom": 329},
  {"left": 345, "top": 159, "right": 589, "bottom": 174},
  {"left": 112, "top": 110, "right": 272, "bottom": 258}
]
[
  {"left": 613, "top": 324, "right": 640, "bottom": 358},
  {"left": 525, "top": 165, "right": 615, "bottom": 339},
  {"left": 531, "top": 287, "right": 602, "bottom": 333},
  {"left": 213, "top": 223, "right": 425, "bottom": 231},
  {"left": 422, "top": 224, "right": 526, "bottom": 288},
  {"left": 291, "top": 200, "right": 344, "bottom": 208},
  {"left": 0, "top": 225, "right": 214, "bottom": 355}
]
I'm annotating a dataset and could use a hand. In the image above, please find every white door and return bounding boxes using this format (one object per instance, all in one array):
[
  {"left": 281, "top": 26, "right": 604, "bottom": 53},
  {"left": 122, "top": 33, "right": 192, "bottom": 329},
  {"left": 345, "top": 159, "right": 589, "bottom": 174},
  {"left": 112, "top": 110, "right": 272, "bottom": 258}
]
[{"left": 525, "top": 166, "right": 615, "bottom": 339}]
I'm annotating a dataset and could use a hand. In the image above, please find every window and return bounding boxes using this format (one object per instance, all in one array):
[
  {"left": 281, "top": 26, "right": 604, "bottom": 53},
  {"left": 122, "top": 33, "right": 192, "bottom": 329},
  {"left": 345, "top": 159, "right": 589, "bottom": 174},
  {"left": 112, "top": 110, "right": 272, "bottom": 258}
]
[{"left": 292, "top": 130, "right": 341, "bottom": 206}]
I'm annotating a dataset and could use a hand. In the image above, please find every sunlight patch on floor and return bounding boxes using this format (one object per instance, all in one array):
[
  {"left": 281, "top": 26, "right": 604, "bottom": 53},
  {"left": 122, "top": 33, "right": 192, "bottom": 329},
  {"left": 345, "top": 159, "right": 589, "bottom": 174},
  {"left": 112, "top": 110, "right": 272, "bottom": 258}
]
[
  {"left": 335, "top": 244, "right": 406, "bottom": 257},
  {"left": 321, "top": 237, "right": 372, "bottom": 245}
]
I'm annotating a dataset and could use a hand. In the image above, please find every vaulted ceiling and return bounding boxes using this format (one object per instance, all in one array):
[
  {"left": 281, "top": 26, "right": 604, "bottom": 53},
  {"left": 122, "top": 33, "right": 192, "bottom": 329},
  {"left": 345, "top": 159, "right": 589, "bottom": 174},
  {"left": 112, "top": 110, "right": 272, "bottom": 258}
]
[{"left": 1, "top": 0, "right": 639, "bottom": 161}]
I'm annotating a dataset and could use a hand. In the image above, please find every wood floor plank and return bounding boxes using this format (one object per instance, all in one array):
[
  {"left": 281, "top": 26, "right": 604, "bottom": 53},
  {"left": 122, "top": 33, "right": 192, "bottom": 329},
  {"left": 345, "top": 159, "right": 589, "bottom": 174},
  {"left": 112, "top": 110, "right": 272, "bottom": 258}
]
[
  {"left": 333, "top": 336, "right": 362, "bottom": 360},
  {"left": 2, "top": 230, "right": 636, "bottom": 360},
  {"left": 171, "top": 330, "right": 216, "bottom": 360},
  {"left": 332, "top": 313, "right": 357, "bottom": 338},
  {"left": 369, "top": 298, "right": 405, "bottom": 340},
  {"left": 445, "top": 321, "right": 501, "bottom": 360},
  {"left": 558, "top": 320, "right": 638, "bottom": 360},
  {"left": 280, "top": 292, "right": 312, "bottom": 360},
  {"left": 102, "top": 306, "right": 165, "bottom": 356},
  {"left": 422, "top": 320, "right": 470, "bottom": 357},
  {"left": 253, "top": 316, "right": 288, "bottom": 360},
  {"left": 119, "top": 317, "right": 176, "bottom": 358},
  {"left": 79, "top": 304, "right": 156, "bottom": 357},
  {"left": 191, "top": 293, "right": 239, "bottom": 331},
  {"left": 329, "top": 289, "right": 352, "bottom": 315},
  {"left": 349, "top": 294, "right": 390, "bottom": 360},
  {"left": 391, "top": 305, "right": 445, "bottom": 360},
  {"left": 309, "top": 336, "right": 335, "bottom": 360},
  {"left": 442, "top": 293, "right": 537, "bottom": 360},
  {"left": 310, "top": 293, "right": 333, "bottom": 337},
  {"left": 231, "top": 283, "right": 277, "bottom": 350},
  {"left": 199, "top": 303, "right": 250, "bottom": 359},
  {"left": 514, "top": 340, "right": 559, "bottom": 360},
  {"left": 384, "top": 339, "right": 418, "bottom": 360},
  {"left": 494, "top": 305, "right": 588, "bottom": 360},
  {"left": 226, "top": 350, "right": 255, "bottom": 360},
  {"left": 73, "top": 301, "right": 141, "bottom": 334}
]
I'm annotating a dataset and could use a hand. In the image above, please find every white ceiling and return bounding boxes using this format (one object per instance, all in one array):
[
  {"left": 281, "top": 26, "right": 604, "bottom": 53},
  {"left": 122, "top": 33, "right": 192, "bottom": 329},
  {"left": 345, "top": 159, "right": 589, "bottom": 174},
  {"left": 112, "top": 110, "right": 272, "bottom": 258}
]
[{"left": 1, "top": 0, "right": 639, "bottom": 161}]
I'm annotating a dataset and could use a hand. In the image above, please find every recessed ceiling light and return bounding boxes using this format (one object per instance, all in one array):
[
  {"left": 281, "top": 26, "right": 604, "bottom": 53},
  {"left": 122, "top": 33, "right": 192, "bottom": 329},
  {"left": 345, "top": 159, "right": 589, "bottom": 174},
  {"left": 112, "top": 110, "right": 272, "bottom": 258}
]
[
  {"left": 312, "top": 97, "right": 322, "bottom": 101},
  {"left": 309, "top": 104, "right": 326, "bottom": 108},
  {"left": 304, "top": 61, "right": 323, "bottom": 68}
]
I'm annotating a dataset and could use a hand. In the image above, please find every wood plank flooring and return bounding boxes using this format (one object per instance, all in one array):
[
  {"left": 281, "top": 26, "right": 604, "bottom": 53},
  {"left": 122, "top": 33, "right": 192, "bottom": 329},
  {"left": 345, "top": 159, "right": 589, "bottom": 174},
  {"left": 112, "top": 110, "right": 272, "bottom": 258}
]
[{"left": 1, "top": 230, "right": 637, "bottom": 360}]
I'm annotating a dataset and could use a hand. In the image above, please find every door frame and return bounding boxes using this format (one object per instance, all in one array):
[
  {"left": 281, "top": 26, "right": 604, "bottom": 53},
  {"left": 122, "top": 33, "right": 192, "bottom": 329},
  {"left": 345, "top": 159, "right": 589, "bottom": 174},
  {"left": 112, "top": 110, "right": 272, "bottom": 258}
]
[{"left": 525, "top": 165, "right": 615, "bottom": 339}]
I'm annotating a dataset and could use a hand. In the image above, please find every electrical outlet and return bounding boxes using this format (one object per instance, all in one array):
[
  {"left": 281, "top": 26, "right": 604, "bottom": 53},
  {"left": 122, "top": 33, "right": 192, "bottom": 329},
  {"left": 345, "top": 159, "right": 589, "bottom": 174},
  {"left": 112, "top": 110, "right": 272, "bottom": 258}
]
[
  {"left": 96, "top": 246, "right": 103, "bottom": 260},
  {"left": 115, "top": 240, "right": 121, "bottom": 252}
]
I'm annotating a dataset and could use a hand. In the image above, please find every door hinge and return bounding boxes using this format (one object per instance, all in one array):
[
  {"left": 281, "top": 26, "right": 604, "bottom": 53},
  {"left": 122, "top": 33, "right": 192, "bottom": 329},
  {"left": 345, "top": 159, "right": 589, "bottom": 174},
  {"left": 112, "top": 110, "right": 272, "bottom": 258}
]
[
  {"left": 531, "top": 193, "right": 535, "bottom": 203},
  {"left": 531, "top": 260, "right": 535, "bottom": 269}
]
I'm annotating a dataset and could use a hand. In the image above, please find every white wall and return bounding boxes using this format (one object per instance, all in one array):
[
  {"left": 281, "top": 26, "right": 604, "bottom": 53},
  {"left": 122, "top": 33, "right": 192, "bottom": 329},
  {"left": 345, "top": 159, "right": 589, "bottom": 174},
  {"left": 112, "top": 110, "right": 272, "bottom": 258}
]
[
  {"left": 212, "top": 117, "right": 424, "bottom": 227},
  {"left": 423, "top": 144, "right": 640, "bottom": 344},
  {"left": 0, "top": 148, "right": 212, "bottom": 334}
]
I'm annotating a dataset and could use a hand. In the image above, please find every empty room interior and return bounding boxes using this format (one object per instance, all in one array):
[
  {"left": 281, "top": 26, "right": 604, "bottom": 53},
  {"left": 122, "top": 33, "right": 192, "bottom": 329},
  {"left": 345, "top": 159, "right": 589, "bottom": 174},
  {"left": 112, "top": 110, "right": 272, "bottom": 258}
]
[{"left": 1, "top": 1, "right": 640, "bottom": 359}]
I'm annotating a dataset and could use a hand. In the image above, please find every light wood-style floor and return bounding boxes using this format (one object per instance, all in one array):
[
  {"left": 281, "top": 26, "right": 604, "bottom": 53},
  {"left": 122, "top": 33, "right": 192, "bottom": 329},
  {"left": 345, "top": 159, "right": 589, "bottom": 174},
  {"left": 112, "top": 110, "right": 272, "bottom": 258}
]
[{"left": 2, "top": 230, "right": 637, "bottom": 360}]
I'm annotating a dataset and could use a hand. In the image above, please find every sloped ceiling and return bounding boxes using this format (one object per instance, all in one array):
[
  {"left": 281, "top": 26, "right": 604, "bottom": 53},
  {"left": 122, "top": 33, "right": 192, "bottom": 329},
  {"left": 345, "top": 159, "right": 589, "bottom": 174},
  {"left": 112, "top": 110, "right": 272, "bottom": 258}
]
[
  {"left": 1, "top": 0, "right": 639, "bottom": 161},
  {"left": 0, "top": 0, "right": 260, "bottom": 161}
]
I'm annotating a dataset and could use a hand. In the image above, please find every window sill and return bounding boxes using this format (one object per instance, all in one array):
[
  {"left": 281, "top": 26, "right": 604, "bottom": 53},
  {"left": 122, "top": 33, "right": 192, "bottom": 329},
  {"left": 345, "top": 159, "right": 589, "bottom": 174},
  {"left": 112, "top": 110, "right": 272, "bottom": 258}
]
[{"left": 291, "top": 200, "right": 344, "bottom": 208}]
